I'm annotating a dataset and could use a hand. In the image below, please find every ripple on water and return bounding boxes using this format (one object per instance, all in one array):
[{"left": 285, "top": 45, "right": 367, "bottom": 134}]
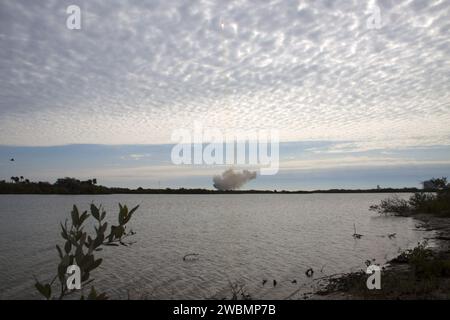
[{"left": 0, "top": 193, "right": 431, "bottom": 299}]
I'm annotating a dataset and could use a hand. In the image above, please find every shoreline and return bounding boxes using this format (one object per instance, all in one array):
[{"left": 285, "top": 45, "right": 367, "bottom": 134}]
[
  {"left": 0, "top": 189, "right": 422, "bottom": 195},
  {"left": 1, "top": 179, "right": 427, "bottom": 195},
  {"left": 311, "top": 213, "right": 450, "bottom": 299}
]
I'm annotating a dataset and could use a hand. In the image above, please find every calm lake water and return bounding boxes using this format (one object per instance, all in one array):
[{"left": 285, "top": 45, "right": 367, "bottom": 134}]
[{"left": 0, "top": 194, "right": 431, "bottom": 299}]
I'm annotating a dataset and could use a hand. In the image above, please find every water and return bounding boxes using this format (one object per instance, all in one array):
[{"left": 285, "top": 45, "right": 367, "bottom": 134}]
[{"left": 0, "top": 193, "right": 431, "bottom": 300}]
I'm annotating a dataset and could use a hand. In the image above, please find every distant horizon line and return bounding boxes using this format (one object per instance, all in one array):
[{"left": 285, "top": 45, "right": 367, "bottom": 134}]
[{"left": 0, "top": 177, "right": 434, "bottom": 195}]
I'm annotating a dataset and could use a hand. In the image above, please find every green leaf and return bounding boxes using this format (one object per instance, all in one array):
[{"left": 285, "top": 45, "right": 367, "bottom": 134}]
[
  {"left": 75, "top": 245, "right": 84, "bottom": 265},
  {"left": 61, "top": 254, "right": 70, "bottom": 267},
  {"left": 79, "top": 211, "right": 90, "bottom": 226},
  {"left": 53, "top": 202, "right": 140, "bottom": 300},
  {"left": 71, "top": 205, "right": 80, "bottom": 227},
  {"left": 56, "top": 245, "right": 63, "bottom": 259},
  {"left": 35, "top": 281, "right": 51, "bottom": 300},
  {"left": 64, "top": 240, "right": 72, "bottom": 254},
  {"left": 80, "top": 254, "right": 94, "bottom": 269},
  {"left": 86, "top": 286, "right": 108, "bottom": 300},
  {"left": 87, "top": 258, "right": 102, "bottom": 272},
  {"left": 93, "top": 233, "right": 105, "bottom": 249},
  {"left": 123, "top": 206, "right": 138, "bottom": 224},
  {"left": 81, "top": 271, "right": 90, "bottom": 282},
  {"left": 90, "top": 204, "right": 100, "bottom": 220},
  {"left": 57, "top": 264, "right": 66, "bottom": 283},
  {"left": 100, "top": 222, "right": 108, "bottom": 235},
  {"left": 79, "top": 232, "right": 87, "bottom": 247},
  {"left": 75, "top": 231, "right": 82, "bottom": 241},
  {"left": 110, "top": 225, "right": 124, "bottom": 239},
  {"left": 87, "top": 237, "right": 95, "bottom": 254},
  {"left": 129, "top": 205, "right": 139, "bottom": 216},
  {"left": 118, "top": 208, "right": 125, "bottom": 225},
  {"left": 60, "top": 223, "right": 68, "bottom": 240},
  {"left": 87, "top": 286, "right": 97, "bottom": 300}
]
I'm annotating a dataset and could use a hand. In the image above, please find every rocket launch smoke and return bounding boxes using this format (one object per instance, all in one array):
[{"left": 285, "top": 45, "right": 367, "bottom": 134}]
[{"left": 213, "top": 169, "right": 257, "bottom": 191}]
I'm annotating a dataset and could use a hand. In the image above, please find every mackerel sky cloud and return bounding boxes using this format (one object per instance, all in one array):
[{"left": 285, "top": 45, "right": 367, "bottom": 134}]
[
  {"left": 0, "top": 0, "right": 449, "bottom": 188},
  {"left": 1, "top": 0, "right": 449, "bottom": 148}
]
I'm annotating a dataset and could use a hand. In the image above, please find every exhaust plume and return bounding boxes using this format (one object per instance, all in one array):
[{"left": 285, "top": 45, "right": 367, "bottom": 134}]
[{"left": 213, "top": 169, "right": 257, "bottom": 191}]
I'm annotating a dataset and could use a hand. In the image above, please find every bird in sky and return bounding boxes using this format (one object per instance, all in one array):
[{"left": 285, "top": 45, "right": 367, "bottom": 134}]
[{"left": 10, "top": 158, "right": 14, "bottom": 162}]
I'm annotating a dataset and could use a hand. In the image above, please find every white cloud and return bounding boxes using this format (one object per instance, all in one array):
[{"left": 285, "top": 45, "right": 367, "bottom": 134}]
[
  {"left": 120, "top": 153, "right": 152, "bottom": 160},
  {"left": 279, "top": 156, "right": 450, "bottom": 171},
  {"left": 0, "top": 0, "right": 449, "bottom": 151},
  {"left": 37, "top": 155, "right": 450, "bottom": 181}
]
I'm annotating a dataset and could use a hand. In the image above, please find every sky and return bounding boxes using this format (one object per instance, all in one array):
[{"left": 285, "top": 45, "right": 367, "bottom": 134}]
[{"left": 0, "top": 0, "right": 449, "bottom": 189}]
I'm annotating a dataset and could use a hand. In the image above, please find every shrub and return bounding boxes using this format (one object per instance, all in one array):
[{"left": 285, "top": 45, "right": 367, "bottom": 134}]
[
  {"left": 369, "top": 195, "right": 410, "bottom": 215},
  {"left": 371, "top": 177, "right": 450, "bottom": 216},
  {"left": 392, "top": 241, "right": 450, "bottom": 279},
  {"left": 34, "top": 203, "right": 138, "bottom": 300}
]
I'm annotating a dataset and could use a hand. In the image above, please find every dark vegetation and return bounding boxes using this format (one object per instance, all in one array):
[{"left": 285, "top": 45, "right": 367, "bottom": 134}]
[
  {"left": 34, "top": 203, "right": 138, "bottom": 300},
  {"left": 370, "top": 177, "right": 450, "bottom": 217},
  {"left": 0, "top": 176, "right": 421, "bottom": 194},
  {"left": 1, "top": 177, "right": 109, "bottom": 194},
  {"left": 317, "top": 241, "right": 450, "bottom": 299},
  {"left": 318, "top": 177, "right": 450, "bottom": 299}
]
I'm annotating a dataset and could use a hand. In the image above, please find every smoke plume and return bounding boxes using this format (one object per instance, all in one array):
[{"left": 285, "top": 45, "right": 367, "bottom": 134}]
[{"left": 213, "top": 169, "right": 257, "bottom": 190}]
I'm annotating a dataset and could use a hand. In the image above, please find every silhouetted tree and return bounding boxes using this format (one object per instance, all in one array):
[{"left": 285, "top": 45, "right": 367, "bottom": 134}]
[
  {"left": 430, "top": 177, "right": 448, "bottom": 189},
  {"left": 372, "top": 177, "right": 450, "bottom": 216},
  {"left": 422, "top": 177, "right": 448, "bottom": 190}
]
